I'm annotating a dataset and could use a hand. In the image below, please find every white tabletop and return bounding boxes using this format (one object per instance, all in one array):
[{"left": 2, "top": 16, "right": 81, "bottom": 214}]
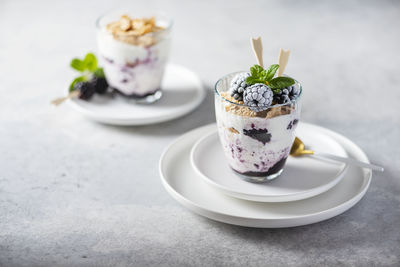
[{"left": 0, "top": 0, "right": 399, "bottom": 266}]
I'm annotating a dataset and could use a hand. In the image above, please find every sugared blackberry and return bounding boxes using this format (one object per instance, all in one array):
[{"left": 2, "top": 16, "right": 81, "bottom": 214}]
[
  {"left": 90, "top": 77, "right": 108, "bottom": 94},
  {"left": 229, "top": 72, "right": 250, "bottom": 101},
  {"left": 243, "top": 83, "right": 273, "bottom": 112},
  {"left": 73, "top": 82, "right": 96, "bottom": 100},
  {"left": 273, "top": 84, "right": 300, "bottom": 104}
]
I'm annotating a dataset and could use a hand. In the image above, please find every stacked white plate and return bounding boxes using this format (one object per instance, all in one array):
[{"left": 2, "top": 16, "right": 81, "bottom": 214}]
[{"left": 159, "top": 123, "right": 372, "bottom": 228}]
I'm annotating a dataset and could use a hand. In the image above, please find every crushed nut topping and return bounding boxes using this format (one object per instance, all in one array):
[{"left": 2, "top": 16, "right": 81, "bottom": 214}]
[
  {"left": 220, "top": 92, "right": 293, "bottom": 119},
  {"left": 106, "top": 15, "right": 164, "bottom": 47}
]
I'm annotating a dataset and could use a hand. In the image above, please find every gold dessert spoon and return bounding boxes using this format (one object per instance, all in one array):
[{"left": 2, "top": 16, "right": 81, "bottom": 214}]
[{"left": 290, "top": 137, "right": 384, "bottom": 172}]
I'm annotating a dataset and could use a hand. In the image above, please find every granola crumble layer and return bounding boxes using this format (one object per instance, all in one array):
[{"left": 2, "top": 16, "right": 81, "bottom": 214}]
[
  {"left": 220, "top": 92, "right": 292, "bottom": 119},
  {"left": 106, "top": 15, "right": 164, "bottom": 47}
]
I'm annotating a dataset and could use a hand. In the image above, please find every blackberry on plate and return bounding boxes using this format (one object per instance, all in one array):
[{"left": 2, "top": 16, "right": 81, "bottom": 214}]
[
  {"left": 90, "top": 77, "right": 108, "bottom": 94},
  {"left": 73, "top": 81, "right": 96, "bottom": 100},
  {"left": 229, "top": 72, "right": 250, "bottom": 101},
  {"left": 243, "top": 83, "right": 273, "bottom": 112},
  {"left": 273, "top": 84, "right": 300, "bottom": 104}
]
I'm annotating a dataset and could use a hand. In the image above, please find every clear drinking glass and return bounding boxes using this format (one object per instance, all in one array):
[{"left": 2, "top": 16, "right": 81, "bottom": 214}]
[
  {"left": 215, "top": 72, "right": 302, "bottom": 183},
  {"left": 96, "top": 11, "right": 172, "bottom": 103}
]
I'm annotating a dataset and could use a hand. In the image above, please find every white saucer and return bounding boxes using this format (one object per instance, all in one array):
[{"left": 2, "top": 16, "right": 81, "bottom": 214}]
[
  {"left": 190, "top": 129, "right": 349, "bottom": 202},
  {"left": 159, "top": 123, "right": 372, "bottom": 228},
  {"left": 68, "top": 64, "right": 205, "bottom": 126}
]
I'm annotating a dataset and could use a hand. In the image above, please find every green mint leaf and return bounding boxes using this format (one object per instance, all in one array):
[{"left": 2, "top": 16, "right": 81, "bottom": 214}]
[
  {"left": 246, "top": 76, "right": 266, "bottom": 85},
  {"left": 83, "top": 53, "right": 98, "bottom": 72},
  {"left": 250, "top": 65, "right": 264, "bottom": 77},
  {"left": 69, "top": 75, "right": 87, "bottom": 92},
  {"left": 269, "top": 76, "right": 295, "bottom": 89},
  {"left": 70, "top": 59, "right": 85, "bottom": 72},
  {"left": 93, "top": 68, "right": 105, "bottom": 78},
  {"left": 264, "top": 64, "right": 279, "bottom": 81}
]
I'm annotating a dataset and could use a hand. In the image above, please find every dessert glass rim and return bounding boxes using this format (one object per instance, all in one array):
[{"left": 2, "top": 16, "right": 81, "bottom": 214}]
[
  {"left": 95, "top": 10, "right": 173, "bottom": 33},
  {"left": 214, "top": 71, "right": 302, "bottom": 109}
]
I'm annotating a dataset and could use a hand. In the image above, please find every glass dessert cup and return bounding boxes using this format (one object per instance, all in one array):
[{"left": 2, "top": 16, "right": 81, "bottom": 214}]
[
  {"left": 215, "top": 72, "right": 302, "bottom": 183},
  {"left": 96, "top": 11, "right": 172, "bottom": 104}
]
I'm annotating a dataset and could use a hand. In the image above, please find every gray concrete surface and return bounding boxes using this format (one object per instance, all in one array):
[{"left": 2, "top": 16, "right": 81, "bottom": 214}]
[{"left": 0, "top": 0, "right": 399, "bottom": 266}]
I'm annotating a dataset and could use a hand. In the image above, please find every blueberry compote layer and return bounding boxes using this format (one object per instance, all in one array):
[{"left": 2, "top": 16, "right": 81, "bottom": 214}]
[{"left": 232, "top": 157, "right": 288, "bottom": 177}]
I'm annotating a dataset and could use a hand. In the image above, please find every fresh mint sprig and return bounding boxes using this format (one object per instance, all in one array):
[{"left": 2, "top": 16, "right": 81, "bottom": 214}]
[
  {"left": 246, "top": 64, "right": 295, "bottom": 93},
  {"left": 69, "top": 53, "right": 105, "bottom": 91},
  {"left": 70, "top": 53, "right": 98, "bottom": 72}
]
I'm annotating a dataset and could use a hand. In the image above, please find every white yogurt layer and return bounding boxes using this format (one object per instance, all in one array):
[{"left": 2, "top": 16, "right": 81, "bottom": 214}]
[
  {"left": 97, "top": 29, "right": 170, "bottom": 96},
  {"left": 215, "top": 100, "right": 300, "bottom": 174}
]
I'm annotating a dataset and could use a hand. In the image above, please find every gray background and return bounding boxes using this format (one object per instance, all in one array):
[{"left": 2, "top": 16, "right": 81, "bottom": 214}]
[{"left": 1, "top": 0, "right": 399, "bottom": 266}]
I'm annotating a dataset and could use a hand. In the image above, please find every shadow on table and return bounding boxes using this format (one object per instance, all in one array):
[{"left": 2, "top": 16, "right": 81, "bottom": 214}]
[
  {"left": 193, "top": 202, "right": 374, "bottom": 250},
  {"left": 95, "top": 86, "right": 216, "bottom": 137}
]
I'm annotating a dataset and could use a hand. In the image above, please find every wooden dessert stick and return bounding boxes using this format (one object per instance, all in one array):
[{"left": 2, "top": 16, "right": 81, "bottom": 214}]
[
  {"left": 251, "top": 37, "right": 264, "bottom": 68},
  {"left": 278, "top": 48, "right": 290, "bottom": 76},
  {"left": 51, "top": 90, "right": 80, "bottom": 106}
]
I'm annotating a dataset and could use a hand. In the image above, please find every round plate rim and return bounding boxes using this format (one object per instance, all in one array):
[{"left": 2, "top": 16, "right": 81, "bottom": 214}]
[
  {"left": 67, "top": 63, "right": 206, "bottom": 126},
  {"left": 190, "top": 129, "right": 350, "bottom": 202},
  {"left": 159, "top": 123, "right": 372, "bottom": 227}
]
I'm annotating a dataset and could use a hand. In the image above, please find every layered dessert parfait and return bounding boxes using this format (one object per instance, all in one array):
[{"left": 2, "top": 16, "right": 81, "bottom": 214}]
[
  {"left": 97, "top": 12, "right": 171, "bottom": 102},
  {"left": 215, "top": 64, "right": 302, "bottom": 182}
]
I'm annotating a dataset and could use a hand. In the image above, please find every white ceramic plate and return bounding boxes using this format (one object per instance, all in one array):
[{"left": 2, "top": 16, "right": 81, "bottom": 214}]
[
  {"left": 159, "top": 123, "right": 372, "bottom": 228},
  {"left": 68, "top": 64, "right": 205, "bottom": 125},
  {"left": 190, "top": 129, "right": 349, "bottom": 202}
]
